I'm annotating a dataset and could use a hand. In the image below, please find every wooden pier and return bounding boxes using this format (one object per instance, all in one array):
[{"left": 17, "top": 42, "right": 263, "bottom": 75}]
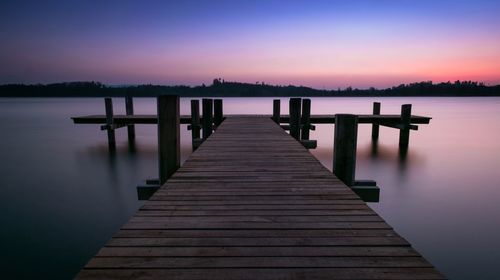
[{"left": 77, "top": 115, "right": 444, "bottom": 279}]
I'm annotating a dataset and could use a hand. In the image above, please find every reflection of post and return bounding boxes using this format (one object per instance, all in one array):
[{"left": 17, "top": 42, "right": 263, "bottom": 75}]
[
  {"left": 333, "top": 114, "right": 358, "bottom": 186},
  {"left": 289, "top": 98, "right": 301, "bottom": 140},
  {"left": 399, "top": 104, "right": 412, "bottom": 150},
  {"left": 371, "top": 102, "right": 380, "bottom": 141},
  {"left": 301, "top": 99, "right": 311, "bottom": 140},
  {"left": 104, "top": 98, "right": 115, "bottom": 151},
  {"left": 202, "top": 99, "right": 213, "bottom": 139},
  {"left": 190, "top": 100, "right": 201, "bottom": 150},
  {"left": 125, "top": 97, "right": 135, "bottom": 142},
  {"left": 157, "top": 95, "right": 180, "bottom": 185},
  {"left": 214, "top": 99, "right": 223, "bottom": 128},
  {"left": 272, "top": 99, "right": 280, "bottom": 124}
]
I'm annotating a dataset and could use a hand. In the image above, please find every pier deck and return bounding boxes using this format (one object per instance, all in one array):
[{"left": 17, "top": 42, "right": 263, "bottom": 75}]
[{"left": 78, "top": 116, "right": 444, "bottom": 279}]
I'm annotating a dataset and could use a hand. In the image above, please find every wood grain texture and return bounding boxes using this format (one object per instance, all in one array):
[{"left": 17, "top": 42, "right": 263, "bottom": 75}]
[{"left": 77, "top": 116, "right": 444, "bottom": 279}]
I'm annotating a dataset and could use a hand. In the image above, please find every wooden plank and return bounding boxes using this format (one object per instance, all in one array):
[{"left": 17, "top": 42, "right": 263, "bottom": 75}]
[
  {"left": 78, "top": 268, "right": 445, "bottom": 280},
  {"left": 106, "top": 236, "right": 407, "bottom": 246},
  {"left": 96, "top": 246, "right": 420, "bottom": 257},
  {"left": 86, "top": 256, "right": 431, "bottom": 268},
  {"left": 113, "top": 229, "right": 399, "bottom": 238}
]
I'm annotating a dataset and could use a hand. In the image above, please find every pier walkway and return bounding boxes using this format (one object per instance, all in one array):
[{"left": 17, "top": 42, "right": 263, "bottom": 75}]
[{"left": 78, "top": 116, "right": 444, "bottom": 279}]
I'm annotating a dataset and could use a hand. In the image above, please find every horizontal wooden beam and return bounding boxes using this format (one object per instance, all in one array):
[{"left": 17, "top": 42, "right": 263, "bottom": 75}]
[
  {"left": 73, "top": 114, "right": 431, "bottom": 125},
  {"left": 378, "top": 123, "right": 419, "bottom": 131},
  {"left": 100, "top": 123, "right": 128, "bottom": 130},
  {"left": 280, "top": 124, "right": 316, "bottom": 131}
]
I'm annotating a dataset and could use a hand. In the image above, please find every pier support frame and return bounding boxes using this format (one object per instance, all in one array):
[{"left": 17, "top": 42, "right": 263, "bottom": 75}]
[
  {"left": 104, "top": 98, "right": 115, "bottom": 151},
  {"left": 214, "top": 99, "right": 223, "bottom": 128},
  {"left": 301, "top": 98, "right": 311, "bottom": 140},
  {"left": 333, "top": 114, "right": 358, "bottom": 186},
  {"left": 371, "top": 102, "right": 380, "bottom": 141},
  {"left": 289, "top": 98, "right": 301, "bottom": 140},
  {"left": 399, "top": 104, "right": 412, "bottom": 149},
  {"left": 202, "top": 98, "right": 213, "bottom": 139},
  {"left": 272, "top": 99, "right": 280, "bottom": 124},
  {"left": 125, "top": 97, "right": 135, "bottom": 142},
  {"left": 190, "top": 100, "right": 201, "bottom": 150},
  {"left": 334, "top": 114, "right": 379, "bottom": 202},
  {"left": 157, "top": 95, "right": 180, "bottom": 185}
]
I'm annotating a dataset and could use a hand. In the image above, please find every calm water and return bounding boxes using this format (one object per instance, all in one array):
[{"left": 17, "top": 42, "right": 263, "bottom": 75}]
[{"left": 1, "top": 97, "right": 500, "bottom": 279}]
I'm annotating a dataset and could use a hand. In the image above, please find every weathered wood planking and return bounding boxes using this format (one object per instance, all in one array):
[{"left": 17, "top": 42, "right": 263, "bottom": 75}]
[{"left": 78, "top": 116, "right": 444, "bottom": 279}]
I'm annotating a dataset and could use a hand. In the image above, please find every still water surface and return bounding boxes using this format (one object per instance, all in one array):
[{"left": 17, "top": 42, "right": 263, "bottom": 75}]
[{"left": 1, "top": 97, "right": 500, "bottom": 279}]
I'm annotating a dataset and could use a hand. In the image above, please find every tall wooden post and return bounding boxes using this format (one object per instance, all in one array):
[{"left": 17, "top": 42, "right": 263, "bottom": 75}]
[
  {"left": 214, "top": 99, "right": 223, "bottom": 128},
  {"left": 289, "top": 98, "right": 301, "bottom": 140},
  {"left": 272, "top": 99, "right": 280, "bottom": 124},
  {"left": 371, "top": 102, "right": 381, "bottom": 141},
  {"left": 125, "top": 97, "right": 135, "bottom": 141},
  {"left": 333, "top": 114, "right": 358, "bottom": 186},
  {"left": 301, "top": 98, "right": 311, "bottom": 140},
  {"left": 399, "top": 104, "right": 412, "bottom": 149},
  {"left": 104, "top": 98, "right": 115, "bottom": 150},
  {"left": 190, "top": 100, "right": 201, "bottom": 150},
  {"left": 157, "top": 95, "right": 180, "bottom": 185},
  {"left": 202, "top": 98, "right": 213, "bottom": 139}
]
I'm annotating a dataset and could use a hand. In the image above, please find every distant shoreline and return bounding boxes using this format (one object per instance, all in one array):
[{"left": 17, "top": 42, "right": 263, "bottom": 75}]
[{"left": 1, "top": 80, "right": 499, "bottom": 97}]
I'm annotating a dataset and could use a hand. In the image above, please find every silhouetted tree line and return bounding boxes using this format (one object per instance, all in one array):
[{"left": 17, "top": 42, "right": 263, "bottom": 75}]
[{"left": 1, "top": 80, "right": 499, "bottom": 97}]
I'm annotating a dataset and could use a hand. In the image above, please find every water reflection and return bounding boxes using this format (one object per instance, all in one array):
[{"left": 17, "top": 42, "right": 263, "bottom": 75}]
[{"left": 2, "top": 97, "right": 500, "bottom": 279}]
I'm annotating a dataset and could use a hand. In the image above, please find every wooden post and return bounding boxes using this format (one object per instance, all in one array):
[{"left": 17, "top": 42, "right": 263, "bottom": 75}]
[
  {"left": 289, "top": 98, "right": 301, "bottom": 140},
  {"left": 333, "top": 114, "right": 358, "bottom": 186},
  {"left": 214, "top": 99, "right": 223, "bottom": 128},
  {"left": 190, "top": 100, "right": 201, "bottom": 150},
  {"left": 371, "top": 102, "right": 380, "bottom": 141},
  {"left": 104, "top": 98, "right": 115, "bottom": 150},
  {"left": 125, "top": 97, "right": 135, "bottom": 141},
  {"left": 202, "top": 98, "right": 213, "bottom": 139},
  {"left": 272, "top": 99, "right": 280, "bottom": 124},
  {"left": 399, "top": 104, "right": 412, "bottom": 149},
  {"left": 157, "top": 95, "right": 180, "bottom": 185},
  {"left": 301, "top": 98, "right": 311, "bottom": 140}
]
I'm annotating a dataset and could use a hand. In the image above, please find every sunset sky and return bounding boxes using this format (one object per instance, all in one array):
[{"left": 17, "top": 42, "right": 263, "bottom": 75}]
[{"left": 1, "top": 0, "right": 499, "bottom": 88}]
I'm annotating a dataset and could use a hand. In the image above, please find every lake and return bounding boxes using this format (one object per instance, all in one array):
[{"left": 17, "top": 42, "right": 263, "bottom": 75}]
[{"left": 1, "top": 97, "right": 500, "bottom": 279}]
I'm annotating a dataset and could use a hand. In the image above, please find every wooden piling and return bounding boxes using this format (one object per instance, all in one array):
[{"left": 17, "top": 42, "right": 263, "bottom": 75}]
[
  {"left": 190, "top": 100, "right": 201, "bottom": 150},
  {"left": 399, "top": 104, "right": 412, "bottom": 149},
  {"left": 272, "top": 99, "right": 280, "bottom": 124},
  {"left": 301, "top": 98, "right": 311, "bottom": 140},
  {"left": 125, "top": 97, "right": 135, "bottom": 141},
  {"left": 202, "top": 98, "right": 213, "bottom": 139},
  {"left": 333, "top": 114, "right": 358, "bottom": 186},
  {"left": 371, "top": 102, "right": 380, "bottom": 141},
  {"left": 104, "top": 98, "right": 115, "bottom": 150},
  {"left": 289, "top": 98, "right": 301, "bottom": 140},
  {"left": 157, "top": 95, "right": 180, "bottom": 185},
  {"left": 214, "top": 99, "right": 223, "bottom": 128}
]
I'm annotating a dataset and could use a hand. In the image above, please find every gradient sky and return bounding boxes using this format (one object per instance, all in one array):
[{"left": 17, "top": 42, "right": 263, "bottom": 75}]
[{"left": 1, "top": 0, "right": 499, "bottom": 88}]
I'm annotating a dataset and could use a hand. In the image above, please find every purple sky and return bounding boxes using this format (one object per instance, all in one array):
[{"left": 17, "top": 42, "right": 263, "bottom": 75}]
[{"left": 1, "top": 0, "right": 499, "bottom": 88}]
